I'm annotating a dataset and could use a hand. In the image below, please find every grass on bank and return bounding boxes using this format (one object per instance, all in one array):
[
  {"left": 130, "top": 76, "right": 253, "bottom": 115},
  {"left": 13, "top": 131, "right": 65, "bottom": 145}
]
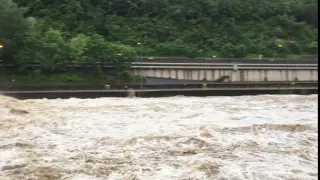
[{"left": 0, "top": 72, "right": 146, "bottom": 85}]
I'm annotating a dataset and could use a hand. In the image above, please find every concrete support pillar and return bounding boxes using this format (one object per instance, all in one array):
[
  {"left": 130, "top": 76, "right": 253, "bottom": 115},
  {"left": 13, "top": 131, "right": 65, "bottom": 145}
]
[{"left": 127, "top": 89, "right": 136, "bottom": 98}]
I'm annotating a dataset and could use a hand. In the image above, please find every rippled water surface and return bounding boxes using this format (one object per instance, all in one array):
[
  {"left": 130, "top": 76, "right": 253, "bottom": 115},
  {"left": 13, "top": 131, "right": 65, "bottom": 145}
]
[{"left": 0, "top": 95, "right": 318, "bottom": 180}]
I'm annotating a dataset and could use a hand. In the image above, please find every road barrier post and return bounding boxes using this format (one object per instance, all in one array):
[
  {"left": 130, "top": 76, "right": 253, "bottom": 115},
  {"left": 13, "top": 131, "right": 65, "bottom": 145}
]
[{"left": 233, "top": 63, "right": 238, "bottom": 71}]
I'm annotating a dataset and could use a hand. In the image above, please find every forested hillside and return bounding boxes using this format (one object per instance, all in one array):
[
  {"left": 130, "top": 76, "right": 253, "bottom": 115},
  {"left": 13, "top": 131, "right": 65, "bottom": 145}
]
[{"left": 1, "top": 0, "right": 318, "bottom": 69}]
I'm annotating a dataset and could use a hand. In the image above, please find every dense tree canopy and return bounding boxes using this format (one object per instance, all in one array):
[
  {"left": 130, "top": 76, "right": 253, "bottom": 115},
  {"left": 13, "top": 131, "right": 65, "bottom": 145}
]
[
  {"left": 0, "top": 0, "right": 33, "bottom": 62},
  {"left": 1, "top": 0, "right": 318, "bottom": 69}
]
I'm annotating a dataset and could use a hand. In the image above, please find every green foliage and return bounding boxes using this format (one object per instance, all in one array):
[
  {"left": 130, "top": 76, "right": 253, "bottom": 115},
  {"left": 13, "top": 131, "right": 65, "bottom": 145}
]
[
  {"left": 37, "top": 29, "right": 70, "bottom": 71},
  {"left": 220, "top": 43, "right": 248, "bottom": 58},
  {"left": 287, "top": 42, "right": 301, "bottom": 54},
  {"left": 110, "top": 42, "right": 137, "bottom": 73},
  {"left": 69, "top": 34, "right": 91, "bottom": 63},
  {"left": 302, "top": 41, "right": 318, "bottom": 55},
  {"left": 0, "top": 71, "right": 145, "bottom": 84},
  {"left": 62, "top": 74, "right": 84, "bottom": 82},
  {"left": 93, "top": 67, "right": 104, "bottom": 77},
  {"left": 0, "top": 0, "right": 32, "bottom": 63},
  {"left": 84, "top": 34, "right": 110, "bottom": 63},
  {"left": 3, "top": 0, "right": 319, "bottom": 67}
]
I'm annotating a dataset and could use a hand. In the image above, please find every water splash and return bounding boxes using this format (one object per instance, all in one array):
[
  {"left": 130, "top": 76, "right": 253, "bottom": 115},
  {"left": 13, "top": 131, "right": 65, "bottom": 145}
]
[{"left": 0, "top": 95, "right": 318, "bottom": 180}]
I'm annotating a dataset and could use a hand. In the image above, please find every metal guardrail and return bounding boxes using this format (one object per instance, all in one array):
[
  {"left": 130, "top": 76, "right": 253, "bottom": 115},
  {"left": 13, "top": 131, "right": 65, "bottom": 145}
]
[
  {"left": 131, "top": 62, "right": 318, "bottom": 66},
  {"left": 138, "top": 56, "right": 318, "bottom": 63},
  {"left": 131, "top": 65, "right": 318, "bottom": 70}
]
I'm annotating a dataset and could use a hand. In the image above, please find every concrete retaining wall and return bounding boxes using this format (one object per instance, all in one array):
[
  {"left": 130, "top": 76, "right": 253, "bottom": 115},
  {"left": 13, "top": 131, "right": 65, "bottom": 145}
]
[
  {"left": 3, "top": 88, "right": 317, "bottom": 99},
  {"left": 133, "top": 69, "right": 318, "bottom": 82}
]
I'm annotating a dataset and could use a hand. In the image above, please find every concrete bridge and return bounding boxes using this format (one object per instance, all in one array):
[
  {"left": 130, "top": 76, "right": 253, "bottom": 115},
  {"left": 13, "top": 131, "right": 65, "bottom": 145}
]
[{"left": 131, "top": 62, "right": 318, "bottom": 82}]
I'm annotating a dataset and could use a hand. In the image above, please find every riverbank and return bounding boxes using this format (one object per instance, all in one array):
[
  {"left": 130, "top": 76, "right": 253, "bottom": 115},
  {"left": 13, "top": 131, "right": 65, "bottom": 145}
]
[{"left": 0, "top": 72, "right": 145, "bottom": 85}]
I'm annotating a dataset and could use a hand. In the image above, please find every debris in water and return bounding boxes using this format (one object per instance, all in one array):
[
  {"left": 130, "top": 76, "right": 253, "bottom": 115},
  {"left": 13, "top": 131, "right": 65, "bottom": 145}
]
[{"left": 9, "top": 108, "right": 29, "bottom": 115}]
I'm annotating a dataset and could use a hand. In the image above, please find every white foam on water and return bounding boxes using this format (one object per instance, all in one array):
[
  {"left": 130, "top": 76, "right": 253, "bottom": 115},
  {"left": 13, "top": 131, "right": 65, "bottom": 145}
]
[{"left": 0, "top": 95, "right": 318, "bottom": 180}]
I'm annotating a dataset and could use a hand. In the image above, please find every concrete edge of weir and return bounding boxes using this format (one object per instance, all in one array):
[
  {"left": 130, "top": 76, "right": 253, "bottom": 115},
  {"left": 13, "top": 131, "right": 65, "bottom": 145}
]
[{"left": 1, "top": 86, "right": 318, "bottom": 99}]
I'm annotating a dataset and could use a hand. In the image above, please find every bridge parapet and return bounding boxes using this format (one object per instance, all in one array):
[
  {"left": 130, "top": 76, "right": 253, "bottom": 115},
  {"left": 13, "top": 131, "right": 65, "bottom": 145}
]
[{"left": 131, "top": 63, "right": 318, "bottom": 82}]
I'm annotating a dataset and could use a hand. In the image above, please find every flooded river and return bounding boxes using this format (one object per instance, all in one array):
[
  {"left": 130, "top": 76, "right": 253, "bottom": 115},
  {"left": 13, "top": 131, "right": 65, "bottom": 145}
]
[{"left": 0, "top": 95, "right": 318, "bottom": 180}]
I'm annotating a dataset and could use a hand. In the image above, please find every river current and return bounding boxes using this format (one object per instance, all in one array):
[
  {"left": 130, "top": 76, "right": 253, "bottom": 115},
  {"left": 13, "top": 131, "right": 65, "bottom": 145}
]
[{"left": 0, "top": 95, "right": 318, "bottom": 180}]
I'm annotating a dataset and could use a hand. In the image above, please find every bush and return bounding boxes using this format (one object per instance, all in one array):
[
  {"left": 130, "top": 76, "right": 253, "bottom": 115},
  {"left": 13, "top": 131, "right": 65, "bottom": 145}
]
[
  {"left": 93, "top": 67, "right": 104, "bottom": 77},
  {"left": 287, "top": 42, "right": 301, "bottom": 54},
  {"left": 220, "top": 43, "right": 248, "bottom": 58},
  {"left": 185, "top": 47, "right": 201, "bottom": 58},
  {"left": 49, "top": 74, "right": 84, "bottom": 83},
  {"left": 64, "top": 74, "right": 83, "bottom": 82},
  {"left": 301, "top": 42, "right": 318, "bottom": 54},
  {"left": 247, "top": 54, "right": 260, "bottom": 59}
]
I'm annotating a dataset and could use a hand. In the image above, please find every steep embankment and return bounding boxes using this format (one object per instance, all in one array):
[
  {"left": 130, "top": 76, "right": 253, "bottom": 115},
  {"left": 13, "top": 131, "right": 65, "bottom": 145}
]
[{"left": 12, "top": 0, "right": 318, "bottom": 58}]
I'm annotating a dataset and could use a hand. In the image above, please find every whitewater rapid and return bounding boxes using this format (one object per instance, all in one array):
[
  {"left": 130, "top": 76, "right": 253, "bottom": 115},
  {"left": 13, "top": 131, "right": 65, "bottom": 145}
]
[{"left": 0, "top": 95, "right": 318, "bottom": 180}]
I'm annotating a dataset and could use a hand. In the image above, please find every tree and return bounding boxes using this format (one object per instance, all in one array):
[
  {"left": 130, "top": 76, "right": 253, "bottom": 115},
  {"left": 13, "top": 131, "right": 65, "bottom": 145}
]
[
  {"left": 11, "top": 0, "right": 319, "bottom": 58},
  {"left": 0, "top": 0, "right": 32, "bottom": 63},
  {"left": 36, "top": 29, "right": 69, "bottom": 71},
  {"left": 69, "top": 34, "right": 91, "bottom": 63},
  {"left": 83, "top": 34, "right": 137, "bottom": 74},
  {"left": 84, "top": 34, "right": 110, "bottom": 64},
  {"left": 110, "top": 42, "right": 137, "bottom": 74}
]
